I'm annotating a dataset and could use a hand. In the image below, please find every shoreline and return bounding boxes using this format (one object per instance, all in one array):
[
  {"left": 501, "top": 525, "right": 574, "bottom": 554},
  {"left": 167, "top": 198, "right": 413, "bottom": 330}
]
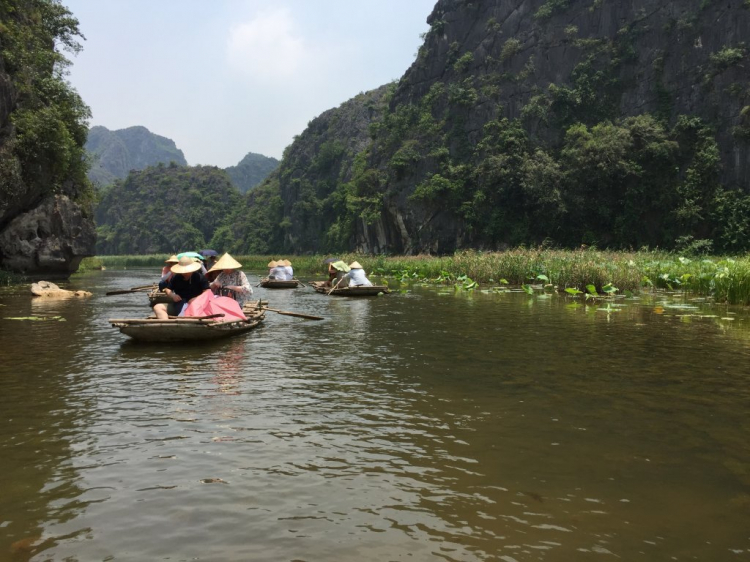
[{"left": 76, "top": 249, "right": 750, "bottom": 305}]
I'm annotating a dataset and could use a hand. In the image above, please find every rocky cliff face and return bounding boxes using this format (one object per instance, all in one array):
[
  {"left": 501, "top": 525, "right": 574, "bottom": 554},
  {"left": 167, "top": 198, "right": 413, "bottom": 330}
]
[
  {"left": 272, "top": 87, "right": 389, "bottom": 252},
  {"left": 256, "top": 0, "right": 750, "bottom": 255},
  {"left": 0, "top": 0, "right": 95, "bottom": 276},
  {"left": 85, "top": 125, "right": 188, "bottom": 187},
  {"left": 356, "top": 0, "right": 750, "bottom": 253},
  {"left": 0, "top": 195, "right": 96, "bottom": 277}
]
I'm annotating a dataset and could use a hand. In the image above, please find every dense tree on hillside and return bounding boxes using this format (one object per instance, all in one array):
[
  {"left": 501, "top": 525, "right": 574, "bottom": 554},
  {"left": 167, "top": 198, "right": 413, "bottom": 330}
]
[
  {"left": 95, "top": 163, "right": 240, "bottom": 254},
  {"left": 228, "top": 0, "right": 750, "bottom": 255},
  {"left": 0, "top": 0, "right": 93, "bottom": 227},
  {"left": 224, "top": 152, "right": 279, "bottom": 194}
]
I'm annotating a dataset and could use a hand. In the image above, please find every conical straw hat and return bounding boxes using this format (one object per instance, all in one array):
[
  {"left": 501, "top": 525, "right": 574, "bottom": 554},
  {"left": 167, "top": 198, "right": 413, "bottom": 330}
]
[
  {"left": 281, "top": 259, "right": 292, "bottom": 266},
  {"left": 165, "top": 254, "right": 179, "bottom": 264},
  {"left": 209, "top": 253, "right": 242, "bottom": 273},
  {"left": 349, "top": 261, "right": 363, "bottom": 269},
  {"left": 267, "top": 260, "right": 278, "bottom": 268},
  {"left": 171, "top": 256, "right": 202, "bottom": 274}
]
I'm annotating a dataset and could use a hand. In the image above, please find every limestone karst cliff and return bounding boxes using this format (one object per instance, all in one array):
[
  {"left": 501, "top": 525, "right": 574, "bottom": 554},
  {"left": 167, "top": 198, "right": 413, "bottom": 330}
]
[
  {"left": 235, "top": 0, "right": 750, "bottom": 255},
  {"left": 0, "top": 0, "right": 95, "bottom": 276},
  {"left": 85, "top": 125, "right": 188, "bottom": 187}
]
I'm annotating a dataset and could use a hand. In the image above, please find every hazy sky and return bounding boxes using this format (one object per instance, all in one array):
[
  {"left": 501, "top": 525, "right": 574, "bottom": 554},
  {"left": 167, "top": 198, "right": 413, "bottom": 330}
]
[{"left": 63, "top": 0, "right": 436, "bottom": 168}]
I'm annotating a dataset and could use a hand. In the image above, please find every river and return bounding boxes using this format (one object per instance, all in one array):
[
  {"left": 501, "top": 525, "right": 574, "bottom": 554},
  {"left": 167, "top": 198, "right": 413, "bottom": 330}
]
[{"left": 1, "top": 269, "right": 749, "bottom": 561}]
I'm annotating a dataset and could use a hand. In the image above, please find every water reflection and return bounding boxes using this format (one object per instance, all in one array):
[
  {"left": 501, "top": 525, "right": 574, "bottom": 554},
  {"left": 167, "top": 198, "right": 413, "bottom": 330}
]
[
  {"left": 211, "top": 339, "right": 247, "bottom": 395},
  {"left": 0, "top": 291, "right": 99, "bottom": 561},
  {"left": 0, "top": 272, "right": 749, "bottom": 560}
]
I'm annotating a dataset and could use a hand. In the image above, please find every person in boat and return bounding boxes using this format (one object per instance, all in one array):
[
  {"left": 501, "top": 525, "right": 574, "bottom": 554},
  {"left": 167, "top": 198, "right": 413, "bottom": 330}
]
[
  {"left": 176, "top": 251, "right": 208, "bottom": 275},
  {"left": 269, "top": 260, "right": 290, "bottom": 281},
  {"left": 282, "top": 259, "right": 294, "bottom": 279},
  {"left": 266, "top": 260, "right": 278, "bottom": 279},
  {"left": 160, "top": 255, "right": 179, "bottom": 283},
  {"left": 197, "top": 257, "right": 209, "bottom": 276},
  {"left": 209, "top": 253, "right": 253, "bottom": 308},
  {"left": 154, "top": 256, "right": 210, "bottom": 319},
  {"left": 323, "top": 257, "right": 342, "bottom": 283},
  {"left": 343, "top": 261, "right": 373, "bottom": 287},
  {"left": 204, "top": 255, "right": 219, "bottom": 282}
]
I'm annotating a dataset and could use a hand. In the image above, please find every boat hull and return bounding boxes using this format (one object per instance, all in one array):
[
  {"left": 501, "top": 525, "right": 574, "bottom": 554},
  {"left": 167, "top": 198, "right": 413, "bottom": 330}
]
[
  {"left": 310, "top": 281, "right": 389, "bottom": 296},
  {"left": 111, "top": 301, "right": 266, "bottom": 343},
  {"left": 259, "top": 279, "right": 301, "bottom": 289},
  {"left": 116, "top": 319, "right": 262, "bottom": 342}
]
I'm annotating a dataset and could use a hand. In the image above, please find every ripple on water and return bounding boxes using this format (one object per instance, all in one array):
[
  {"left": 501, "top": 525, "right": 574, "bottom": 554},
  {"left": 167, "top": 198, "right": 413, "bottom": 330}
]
[{"left": 2, "top": 274, "right": 750, "bottom": 560}]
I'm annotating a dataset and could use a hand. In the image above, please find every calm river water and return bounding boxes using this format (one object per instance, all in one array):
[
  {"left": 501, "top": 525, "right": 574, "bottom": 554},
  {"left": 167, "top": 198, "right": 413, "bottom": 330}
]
[{"left": 1, "top": 269, "right": 749, "bottom": 561}]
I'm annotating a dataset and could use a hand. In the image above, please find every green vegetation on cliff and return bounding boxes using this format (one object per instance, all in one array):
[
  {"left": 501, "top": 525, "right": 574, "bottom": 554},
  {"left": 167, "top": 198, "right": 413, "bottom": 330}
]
[
  {"left": 94, "top": 163, "right": 240, "bottom": 254},
  {"left": 223, "top": 0, "right": 750, "bottom": 256},
  {"left": 0, "top": 0, "right": 92, "bottom": 224},
  {"left": 224, "top": 152, "right": 279, "bottom": 194}
]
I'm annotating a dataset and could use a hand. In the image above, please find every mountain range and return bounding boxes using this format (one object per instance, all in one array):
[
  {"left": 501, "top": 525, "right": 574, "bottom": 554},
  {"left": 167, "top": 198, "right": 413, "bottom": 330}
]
[{"left": 85, "top": 125, "right": 278, "bottom": 194}]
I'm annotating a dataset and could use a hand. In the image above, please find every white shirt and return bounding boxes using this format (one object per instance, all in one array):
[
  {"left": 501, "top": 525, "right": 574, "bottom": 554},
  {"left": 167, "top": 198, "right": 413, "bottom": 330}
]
[
  {"left": 270, "top": 266, "right": 290, "bottom": 281},
  {"left": 345, "top": 268, "right": 372, "bottom": 287}
]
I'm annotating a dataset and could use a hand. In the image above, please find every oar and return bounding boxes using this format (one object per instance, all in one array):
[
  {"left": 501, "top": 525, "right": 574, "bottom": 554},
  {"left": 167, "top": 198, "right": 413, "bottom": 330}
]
[
  {"left": 110, "top": 314, "right": 225, "bottom": 324},
  {"left": 168, "top": 313, "right": 225, "bottom": 320},
  {"left": 140, "top": 313, "right": 227, "bottom": 321},
  {"left": 131, "top": 284, "right": 158, "bottom": 291},
  {"left": 327, "top": 277, "right": 343, "bottom": 295},
  {"left": 294, "top": 278, "right": 307, "bottom": 288},
  {"left": 257, "top": 306, "right": 324, "bottom": 321},
  {"left": 105, "top": 287, "right": 155, "bottom": 296}
]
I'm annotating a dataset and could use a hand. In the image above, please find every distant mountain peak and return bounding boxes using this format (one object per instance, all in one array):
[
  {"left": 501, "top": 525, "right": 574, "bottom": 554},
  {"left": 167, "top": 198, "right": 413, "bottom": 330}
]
[
  {"left": 85, "top": 125, "right": 188, "bottom": 187},
  {"left": 224, "top": 152, "right": 279, "bottom": 194}
]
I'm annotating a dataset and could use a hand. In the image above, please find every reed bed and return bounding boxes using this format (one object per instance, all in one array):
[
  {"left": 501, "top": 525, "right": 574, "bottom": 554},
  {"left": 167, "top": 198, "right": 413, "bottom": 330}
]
[{"left": 85, "top": 249, "right": 750, "bottom": 304}]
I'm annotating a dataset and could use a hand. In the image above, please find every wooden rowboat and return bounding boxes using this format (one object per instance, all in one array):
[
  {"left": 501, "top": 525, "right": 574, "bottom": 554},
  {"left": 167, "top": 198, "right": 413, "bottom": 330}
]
[
  {"left": 310, "top": 281, "right": 390, "bottom": 297},
  {"left": 259, "top": 278, "right": 302, "bottom": 289},
  {"left": 109, "top": 302, "right": 266, "bottom": 343}
]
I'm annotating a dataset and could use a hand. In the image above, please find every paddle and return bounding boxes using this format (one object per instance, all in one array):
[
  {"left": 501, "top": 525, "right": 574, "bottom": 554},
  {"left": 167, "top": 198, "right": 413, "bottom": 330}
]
[
  {"left": 105, "top": 286, "right": 156, "bottom": 296},
  {"left": 131, "top": 284, "right": 158, "bottom": 290},
  {"left": 327, "top": 277, "right": 344, "bottom": 295},
  {"left": 167, "top": 313, "right": 225, "bottom": 320},
  {"left": 255, "top": 306, "right": 324, "bottom": 321}
]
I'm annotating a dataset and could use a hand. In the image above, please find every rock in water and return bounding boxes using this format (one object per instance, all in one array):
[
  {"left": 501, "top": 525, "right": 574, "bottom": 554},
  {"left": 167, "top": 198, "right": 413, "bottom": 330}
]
[{"left": 31, "top": 280, "right": 91, "bottom": 298}]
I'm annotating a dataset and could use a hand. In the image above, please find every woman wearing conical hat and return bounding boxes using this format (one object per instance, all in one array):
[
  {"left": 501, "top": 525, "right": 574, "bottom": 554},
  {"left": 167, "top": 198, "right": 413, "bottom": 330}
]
[
  {"left": 154, "top": 255, "right": 210, "bottom": 319},
  {"left": 160, "top": 254, "right": 179, "bottom": 283},
  {"left": 208, "top": 253, "right": 253, "bottom": 308},
  {"left": 281, "top": 259, "right": 294, "bottom": 279},
  {"left": 344, "top": 261, "right": 373, "bottom": 287}
]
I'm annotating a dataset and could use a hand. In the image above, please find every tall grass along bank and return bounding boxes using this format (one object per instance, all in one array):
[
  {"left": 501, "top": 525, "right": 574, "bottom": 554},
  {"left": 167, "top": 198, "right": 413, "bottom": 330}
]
[{"left": 86, "top": 250, "right": 750, "bottom": 305}]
